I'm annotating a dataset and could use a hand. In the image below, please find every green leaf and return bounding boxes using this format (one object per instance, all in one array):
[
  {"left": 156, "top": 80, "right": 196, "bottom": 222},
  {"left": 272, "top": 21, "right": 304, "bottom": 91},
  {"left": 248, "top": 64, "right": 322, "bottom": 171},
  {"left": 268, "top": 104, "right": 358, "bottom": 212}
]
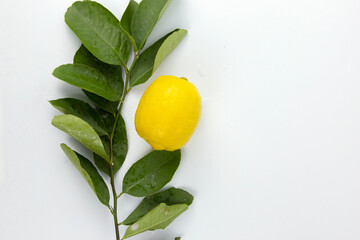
[
  {"left": 74, "top": 44, "right": 123, "bottom": 94},
  {"left": 153, "top": 29, "right": 187, "bottom": 71},
  {"left": 130, "top": 29, "right": 187, "bottom": 87},
  {"left": 120, "top": 0, "right": 139, "bottom": 50},
  {"left": 99, "top": 110, "right": 116, "bottom": 134},
  {"left": 73, "top": 45, "right": 122, "bottom": 114},
  {"left": 122, "top": 150, "right": 181, "bottom": 197},
  {"left": 130, "top": 0, "right": 172, "bottom": 50},
  {"left": 53, "top": 64, "right": 121, "bottom": 101},
  {"left": 93, "top": 114, "right": 128, "bottom": 176},
  {"left": 94, "top": 136, "right": 112, "bottom": 176},
  {"left": 83, "top": 91, "right": 119, "bottom": 115},
  {"left": 52, "top": 114, "right": 109, "bottom": 161},
  {"left": 60, "top": 143, "right": 110, "bottom": 206},
  {"left": 123, "top": 203, "right": 188, "bottom": 239},
  {"left": 112, "top": 114, "right": 128, "bottom": 173},
  {"left": 65, "top": 1, "right": 131, "bottom": 66},
  {"left": 49, "top": 98, "right": 108, "bottom": 136},
  {"left": 123, "top": 187, "right": 193, "bottom": 225}
]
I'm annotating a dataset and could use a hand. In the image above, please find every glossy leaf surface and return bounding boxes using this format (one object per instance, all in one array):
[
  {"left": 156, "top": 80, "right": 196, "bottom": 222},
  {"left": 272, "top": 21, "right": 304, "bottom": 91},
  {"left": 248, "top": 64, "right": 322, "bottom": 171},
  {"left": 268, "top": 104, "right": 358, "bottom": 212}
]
[
  {"left": 120, "top": 0, "right": 138, "bottom": 50},
  {"left": 73, "top": 45, "right": 122, "bottom": 114},
  {"left": 93, "top": 114, "right": 127, "bottom": 176},
  {"left": 83, "top": 91, "right": 119, "bottom": 115},
  {"left": 74, "top": 45, "right": 123, "bottom": 94},
  {"left": 112, "top": 114, "right": 128, "bottom": 173},
  {"left": 123, "top": 203, "right": 188, "bottom": 239},
  {"left": 65, "top": 1, "right": 131, "bottom": 65},
  {"left": 50, "top": 98, "right": 107, "bottom": 136},
  {"left": 130, "top": 29, "right": 187, "bottom": 87},
  {"left": 94, "top": 136, "right": 111, "bottom": 176},
  {"left": 122, "top": 150, "right": 181, "bottom": 197},
  {"left": 130, "top": 0, "right": 172, "bottom": 49},
  {"left": 53, "top": 64, "right": 121, "bottom": 101},
  {"left": 123, "top": 187, "right": 193, "bottom": 225},
  {"left": 52, "top": 114, "right": 109, "bottom": 161},
  {"left": 61, "top": 144, "right": 110, "bottom": 206}
]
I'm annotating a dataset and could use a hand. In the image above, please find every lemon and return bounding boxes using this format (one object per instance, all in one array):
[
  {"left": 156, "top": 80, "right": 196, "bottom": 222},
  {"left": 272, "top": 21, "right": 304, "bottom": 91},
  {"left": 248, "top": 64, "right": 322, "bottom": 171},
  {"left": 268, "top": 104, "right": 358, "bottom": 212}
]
[{"left": 135, "top": 76, "right": 202, "bottom": 151}]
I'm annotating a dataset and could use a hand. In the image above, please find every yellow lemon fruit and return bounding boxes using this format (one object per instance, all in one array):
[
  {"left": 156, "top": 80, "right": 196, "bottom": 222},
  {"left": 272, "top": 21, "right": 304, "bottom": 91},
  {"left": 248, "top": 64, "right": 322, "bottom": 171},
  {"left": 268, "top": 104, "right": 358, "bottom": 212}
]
[{"left": 135, "top": 75, "right": 202, "bottom": 151}]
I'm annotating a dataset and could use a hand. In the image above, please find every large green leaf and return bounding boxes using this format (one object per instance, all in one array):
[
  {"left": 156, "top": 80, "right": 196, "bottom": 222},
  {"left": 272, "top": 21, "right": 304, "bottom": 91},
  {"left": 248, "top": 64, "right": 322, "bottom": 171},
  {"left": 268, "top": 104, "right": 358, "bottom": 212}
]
[
  {"left": 130, "top": 0, "right": 172, "bottom": 50},
  {"left": 123, "top": 188, "right": 193, "bottom": 225},
  {"left": 83, "top": 91, "right": 119, "bottom": 115},
  {"left": 52, "top": 114, "right": 109, "bottom": 161},
  {"left": 74, "top": 44, "right": 124, "bottom": 94},
  {"left": 122, "top": 150, "right": 181, "bottom": 197},
  {"left": 123, "top": 203, "right": 188, "bottom": 239},
  {"left": 73, "top": 45, "right": 121, "bottom": 114},
  {"left": 65, "top": 1, "right": 131, "bottom": 66},
  {"left": 120, "top": 0, "right": 139, "bottom": 50},
  {"left": 130, "top": 29, "right": 187, "bottom": 87},
  {"left": 53, "top": 64, "right": 121, "bottom": 101},
  {"left": 50, "top": 98, "right": 108, "bottom": 136},
  {"left": 93, "top": 114, "right": 128, "bottom": 176},
  {"left": 61, "top": 144, "right": 110, "bottom": 206}
]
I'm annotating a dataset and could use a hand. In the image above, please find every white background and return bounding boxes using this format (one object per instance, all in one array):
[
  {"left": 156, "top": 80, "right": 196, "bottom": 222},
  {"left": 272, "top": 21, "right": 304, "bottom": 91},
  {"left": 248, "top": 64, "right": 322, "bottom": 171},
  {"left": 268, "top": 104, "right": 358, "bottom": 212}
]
[{"left": 1, "top": 0, "right": 360, "bottom": 239}]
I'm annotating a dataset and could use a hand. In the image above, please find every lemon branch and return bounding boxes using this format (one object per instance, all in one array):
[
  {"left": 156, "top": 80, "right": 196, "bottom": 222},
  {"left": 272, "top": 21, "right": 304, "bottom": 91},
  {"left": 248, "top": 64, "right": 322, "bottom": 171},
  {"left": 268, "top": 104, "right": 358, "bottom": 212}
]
[{"left": 108, "top": 50, "right": 140, "bottom": 240}]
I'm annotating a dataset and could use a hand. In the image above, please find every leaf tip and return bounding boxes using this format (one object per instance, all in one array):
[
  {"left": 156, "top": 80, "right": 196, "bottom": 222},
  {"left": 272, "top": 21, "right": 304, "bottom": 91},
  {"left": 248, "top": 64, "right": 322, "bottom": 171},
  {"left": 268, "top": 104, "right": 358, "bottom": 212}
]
[{"left": 51, "top": 115, "right": 58, "bottom": 126}]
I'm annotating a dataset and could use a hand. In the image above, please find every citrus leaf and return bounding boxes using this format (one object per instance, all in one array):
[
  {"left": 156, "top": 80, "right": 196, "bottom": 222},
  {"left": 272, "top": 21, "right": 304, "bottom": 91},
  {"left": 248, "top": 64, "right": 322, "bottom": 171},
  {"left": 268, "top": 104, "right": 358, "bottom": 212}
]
[
  {"left": 74, "top": 44, "right": 124, "bottom": 95},
  {"left": 123, "top": 188, "right": 193, "bottom": 225},
  {"left": 123, "top": 203, "right": 188, "bottom": 239},
  {"left": 65, "top": 1, "right": 131, "bottom": 66},
  {"left": 52, "top": 114, "right": 109, "bottom": 161},
  {"left": 83, "top": 91, "right": 119, "bottom": 115},
  {"left": 112, "top": 114, "right": 128, "bottom": 173},
  {"left": 120, "top": 0, "right": 138, "bottom": 50},
  {"left": 153, "top": 29, "right": 187, "bottom": 71},
  {"left": 73, "top": 45, "right": 121, "bottom": 114},
  {"left": 130, "top": 29, "right": 187, "bottom": 87},
  {"left": 130, "top": 0, "right": 172, "bottom": 50},
  {"left": 122, "top": 150, "right": 181, "bottom": 197},
  {"left": 94, "top": 136, "right": 112, "bottom": 176},
  {"left": 61, "top": 143, "right": 110, "bottom": 206},
  {"left": 53, "top": 64, "right": 121, "bottom": 101},
  {"left": 49, "top": 98, "right": 108, "bottom": 136},
  {"left": 99, "top": 110, "right": 116, "bottom": 134},
  {"left": 93, "top": 114, "right": 127, "bottom": 176}
]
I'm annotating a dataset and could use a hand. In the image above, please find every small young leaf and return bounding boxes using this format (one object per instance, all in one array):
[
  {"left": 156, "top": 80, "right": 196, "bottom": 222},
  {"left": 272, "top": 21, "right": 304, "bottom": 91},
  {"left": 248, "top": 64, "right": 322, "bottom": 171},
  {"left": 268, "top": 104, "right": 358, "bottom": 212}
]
[
  {"left": 93, "top": 114, "right": 128, "bottom": 176},
  {"left": 65, "top": 1, "right": 131, "bottom": 66},
  {"left": 123, "top": 187, "right": 193, "bottom": 225},
  {"left": 123, "top": 203, "right": 188, "bottom": 239},
  {"left": 50, "top": 98, "right": 108, "bottom": 136},
  {"left": 52, "top": 114, "right": 109, "bottom": 161},
  {"left": 120, "top": 0, "right": 139, "bottom": 50},
  {"left": 130, "top": 0, "right": 172, "bottom": 50},
  {"left": 130, "top": 29, "right": 187, "bottom": 87},
  {"left": 61, "top": 144, "right": 110, "bottom": 206},
  {"left": 53, "top": 64, "right": 121, "bottom": 101},
  {"left": 122, "top": 150, "right": 181, "bottom": 197}
]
